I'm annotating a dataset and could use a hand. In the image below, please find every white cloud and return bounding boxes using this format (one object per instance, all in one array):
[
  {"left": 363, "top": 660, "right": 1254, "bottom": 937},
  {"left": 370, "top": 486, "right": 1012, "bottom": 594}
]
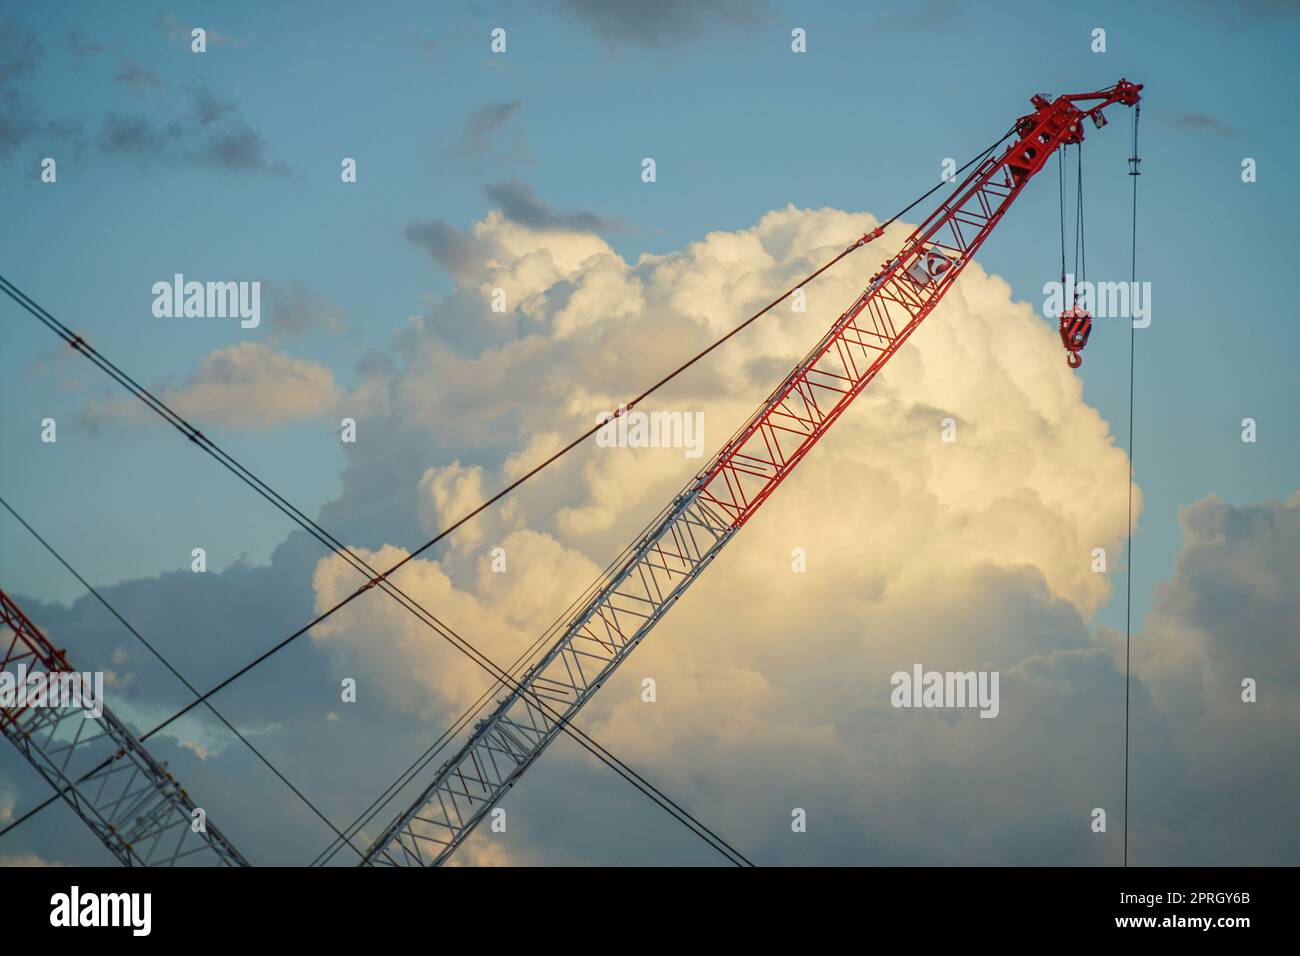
[
  {"left": 384, "top": 203, "right": 1132, "bottom": 610},
  {"left": 0, "top": 852, "right": 65, "bottom": 867},
  {"left": 9, "top": 200, "right": 1292, "bottom": 866},
  {"left": 87, "top": 342, "right": 340, "bottom": 430},
  {"left": 417, "top": 461, "right": 488, "bottom": 548},
  {"left": 1104, "top": 492, "right": 1300, "bottom": 863},
  {"left": 309, "top": 203, "right": 1159, "bottom": 863},
  {"left": 309, "top": 533, "right": 602, "bottom": 722}
]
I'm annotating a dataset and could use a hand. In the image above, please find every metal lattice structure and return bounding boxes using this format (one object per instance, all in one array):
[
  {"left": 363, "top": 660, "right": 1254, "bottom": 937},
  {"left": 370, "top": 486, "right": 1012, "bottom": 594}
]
[
  {"left": 361, "top": 80, "right": 1143, "bottom": 866},
  {"left": 0, "top": 588, "right": 249, "bottom": 867}
]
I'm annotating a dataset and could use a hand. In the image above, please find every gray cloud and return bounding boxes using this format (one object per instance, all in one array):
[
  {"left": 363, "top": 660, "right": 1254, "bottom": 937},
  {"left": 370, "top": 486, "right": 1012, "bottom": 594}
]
[
  {"left": 0, "top": 90, "right": 36, "bottom": 157},
  {"left": 201, "top": 124, "right": 289, "bottom": 174},
  {"left": 264, "top": 281, "right": 348, "bottom": 337},
  {"left": 0, "top": 104, "right": 83, "bottom": 159},
  {"left": 1110, "top": 492, "right": 1300, "bottom": 863},
  {"left": 1, "top": 23, "right": 272, "bottom": 172},
  {"left": 193, "top": 86, "right": 236, "bottom": 125},
  {"left": 406, "top": 220, "right": 486, "bottom": 279},
  {"left": 67, "top": 30, "right": 107, "bottom": 56},
  {"left": 880, "top": 0, "right": 965, "bottom": 33},
  {"left": 483, "top": 180, "right": 620, "bottom": 233},
  {"left": 0, "top": 17, "right": 72, "bottom": 158},
  {"left": 335, "top": 210, "right": 1299, "bottom": 866},
  {"left": 113, "top": 58, "right": 164, "bottom": 93},
  {"left": 161, "top": 11, "right": 187, "bottom": 43},
  {"left": 97, "top": 86, "right": 289, "bottom": 175},
  {"left": 97, "top": 112, "right": 168, "bottom": 155},
  {"left": 1173, "top": 111, "right": 1235, "bottom": 136},
  {"left": 4, "top": 200, "right": 1295, "bottom": 868},
  {"left": 0, "top": 18, "right": 40, "bottom": 89},
  {"left": 448, "top": 100, "right": 523, "bottom": 158},
  {"left": 1192, "top": 0, "right": 1300, "bottom": 18},
  {"left": 161, "top": 12, "right": 244, "bottom": 47},
  {"left": 0, "top": 533, "right": 399, "bottom": 866},
  {"left": 562, "top": 0, "right": 771, "bottom": 49}
]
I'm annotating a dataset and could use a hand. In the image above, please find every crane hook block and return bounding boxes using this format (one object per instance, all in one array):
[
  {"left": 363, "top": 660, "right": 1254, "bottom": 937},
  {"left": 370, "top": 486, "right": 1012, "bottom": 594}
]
[{"left": 1059, "top": 306, "right": 1092, "bottom": 369}]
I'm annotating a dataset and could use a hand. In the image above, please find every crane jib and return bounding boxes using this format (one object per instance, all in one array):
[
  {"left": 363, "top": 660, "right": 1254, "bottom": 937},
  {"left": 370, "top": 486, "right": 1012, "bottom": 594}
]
[{"left": 361, "top": 80, "right": 1142, "bottom": 867}]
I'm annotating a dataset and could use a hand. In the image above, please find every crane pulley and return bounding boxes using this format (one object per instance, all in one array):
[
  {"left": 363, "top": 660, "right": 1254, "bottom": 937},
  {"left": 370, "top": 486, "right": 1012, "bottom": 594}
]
[{"left": 1050, "top": 87, "right": 1141, "bottom": 368}]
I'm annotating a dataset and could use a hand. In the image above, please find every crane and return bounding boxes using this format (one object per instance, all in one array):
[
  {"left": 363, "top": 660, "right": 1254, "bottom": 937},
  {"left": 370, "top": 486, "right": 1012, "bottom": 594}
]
[
  {"left": 359, "top": 80, "right": 1143, "bottom": 866},
  {"left": 0, "top": 588, "right": 249, "bottom": 866}
]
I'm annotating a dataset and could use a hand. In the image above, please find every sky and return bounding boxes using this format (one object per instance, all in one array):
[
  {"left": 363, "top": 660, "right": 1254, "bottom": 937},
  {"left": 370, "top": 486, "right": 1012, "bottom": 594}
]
[{"left": 0, "top": 0, "right": 1296, "bottom": 867}]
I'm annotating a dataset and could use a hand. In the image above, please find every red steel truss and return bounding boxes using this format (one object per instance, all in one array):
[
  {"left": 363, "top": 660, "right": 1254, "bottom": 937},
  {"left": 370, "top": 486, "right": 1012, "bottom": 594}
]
[
  {"left": 698, "top": 80, "right": 1142, "bottom": 527},
  {"left": 358, "top": 80, "right": 1142, "bottom": 865}
]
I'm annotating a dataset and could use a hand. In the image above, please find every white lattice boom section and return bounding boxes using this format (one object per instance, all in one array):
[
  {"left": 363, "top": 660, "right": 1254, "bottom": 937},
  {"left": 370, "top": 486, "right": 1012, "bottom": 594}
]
[
  {"left": 0, "top": 588, "right": 249, "bottom": 867},
  {"left": 364, "top": 492, "right": 735, "bottom": 864}
]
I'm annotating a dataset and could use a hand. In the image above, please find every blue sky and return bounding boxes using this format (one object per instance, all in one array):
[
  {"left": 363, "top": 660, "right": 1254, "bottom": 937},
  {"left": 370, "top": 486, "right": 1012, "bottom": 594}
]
[
  {"left": 1, "top": 1, "right": 1297, "bottom": 866},
  {"left": 3, "top": 1, "right": 1295, "bottom": 621}
]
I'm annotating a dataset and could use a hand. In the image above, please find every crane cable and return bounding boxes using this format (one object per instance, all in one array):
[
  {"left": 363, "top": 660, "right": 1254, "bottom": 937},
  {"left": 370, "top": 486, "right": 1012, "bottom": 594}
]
[
  {"left": 1057, "top": 148, "right": 1067, "bottom": 286},
  {"left": 311, "top": 516, "right": 660, "bottom": 865},
  {"left": 0, "top": 281, "right": 751, "bottom": 867},
  {"left": 0, "top": 495, "right": 365, "bottom": 861},
  {"left": 1075, "top": 140, "right": 1087, "bottom": 288},
  {"left": 0, "top": 123, "right": 1017, "bottom": 864},
  {"left": 1123, "top": 103, "right": 1142, "bottom": 867},
  {"left": 312, "top": 125, "right": 1021, "bottom": 864}
]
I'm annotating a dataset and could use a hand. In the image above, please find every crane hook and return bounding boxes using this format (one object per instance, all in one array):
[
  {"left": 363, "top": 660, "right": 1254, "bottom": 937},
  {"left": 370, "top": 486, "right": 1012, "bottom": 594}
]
[{"left": 1059, "top": 305, "right": 1092, "bottom": 371}]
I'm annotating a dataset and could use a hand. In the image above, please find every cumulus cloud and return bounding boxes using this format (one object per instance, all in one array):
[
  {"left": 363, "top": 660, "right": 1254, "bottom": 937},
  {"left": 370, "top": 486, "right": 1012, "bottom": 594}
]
[
  {"left": 0, "top": 852, "right": 65, "bottom": 867},
  {"left": 444, "top": 838, "right": 535, "bottom": 867},
  {"left": 1130, "top": 494, "right": 1300, "bottom": 716},
  {"left": 86, "top": 342, "right": 340, "bottom": 431},
  {"left": 300, "top": 202, "right": 1168, "bottom": 862},
  {"left": 310, "top": 532, "right": 602, "bottom": 723},
  {"left": 386, "top": 203, "right": 1130, "bottom": 602},
  {"left": 482, "top": 180, "right": 622, "bottom": 234},
  {"left": 417, "top": 462, "right": 487, "bottom": 546},
  {"left": 404, "top": 188, "right": 623, "bottom": 345},
  {"left": 406, "top": 220, "right": 486, "bottom": 281},
  {"left": 8, "top": 201, "right": 1294, "bottom": 866},
  {"left": 1088, "top": 492, "right": 1300, "bottom": 863}
]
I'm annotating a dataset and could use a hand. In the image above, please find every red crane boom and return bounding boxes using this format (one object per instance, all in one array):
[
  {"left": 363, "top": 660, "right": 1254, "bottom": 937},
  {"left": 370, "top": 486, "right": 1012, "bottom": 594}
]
[{"left": 362, "top": 80, "right": 1142, "bottom": 866}]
